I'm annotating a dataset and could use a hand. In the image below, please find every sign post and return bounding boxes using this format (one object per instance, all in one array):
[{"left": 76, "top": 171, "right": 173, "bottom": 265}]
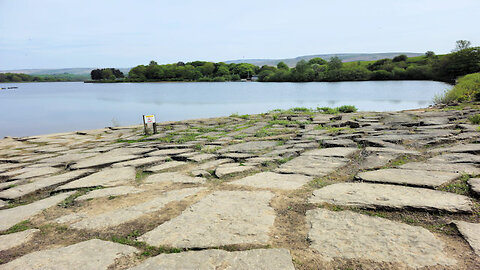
[{"left": 142, "top": 114, "right": 157, "bottom": 135}]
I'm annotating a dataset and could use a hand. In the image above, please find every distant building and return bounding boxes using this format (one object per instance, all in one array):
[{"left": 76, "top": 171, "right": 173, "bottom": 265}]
[{"left": 251, "top": 75, "right": 259, "bottom": 81}]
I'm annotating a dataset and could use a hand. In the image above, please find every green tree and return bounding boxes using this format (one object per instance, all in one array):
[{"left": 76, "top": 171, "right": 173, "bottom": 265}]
[
  {"left": 328, "top": 56, "right": 343, "bottom": 70},
  {"left": 277, "top": 61, "right": 289, "bottom": 70},
  {"left": 201, "top": 62, "right": 215, "bottom": 77},
  {"left": 453, "top": 40, "right": 471, "bottom": 52},
  {"left": 392, "top": 54, "right": 407, "bottom": 62},
  {"left": 308, "top": 57, "right": 327, "bottom": 65}
]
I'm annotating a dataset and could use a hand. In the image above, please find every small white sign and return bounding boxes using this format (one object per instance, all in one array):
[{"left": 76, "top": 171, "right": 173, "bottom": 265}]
[{"left": 144, "top": 115, "right": 156, "bottom": 124}]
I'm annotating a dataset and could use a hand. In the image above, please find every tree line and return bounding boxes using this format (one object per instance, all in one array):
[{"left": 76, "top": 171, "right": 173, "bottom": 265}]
[
  {"left": 115, "top": 40, "right": 478, "bottom": 83},
  {"left": 0, "top": 73, "right": 88, "bottom": 83},
  {"left": 127, "top": 61, "right": 256, "bottom": 82}
]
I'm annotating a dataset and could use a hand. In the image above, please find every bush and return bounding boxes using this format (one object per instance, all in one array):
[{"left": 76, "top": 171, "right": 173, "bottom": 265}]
[
  {"left": 469, "top": 114, "right": 480, "bottom": 124},
  {"left": 317, "top": 107, "right": 338, "bottom": 114},
  {"left": 337, "top": 105, "right": 358, "bottom": 113},
  {"left": 434, "top": 73, "right": 480, "bottom": 104}
]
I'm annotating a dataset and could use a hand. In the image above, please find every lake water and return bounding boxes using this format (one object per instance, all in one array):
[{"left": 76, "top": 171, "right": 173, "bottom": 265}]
[{"left": 0, "top": 81, "right": 451, "bottom": 137}]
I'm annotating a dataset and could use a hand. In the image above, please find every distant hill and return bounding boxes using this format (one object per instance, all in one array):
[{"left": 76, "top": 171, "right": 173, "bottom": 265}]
[
  {"left": 1, "top": 52, "right": 424, "bottom": 76},
  {"left": 0, "top": 67, "right": 131, "bottom": 76},
  {"left": 225, "top": 52, "right": 423, "bottom": 67}
]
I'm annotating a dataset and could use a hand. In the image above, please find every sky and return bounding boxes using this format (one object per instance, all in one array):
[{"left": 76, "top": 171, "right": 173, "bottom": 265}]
[{"left": 0, "top": 0, "right": 479, "bottom": 70}]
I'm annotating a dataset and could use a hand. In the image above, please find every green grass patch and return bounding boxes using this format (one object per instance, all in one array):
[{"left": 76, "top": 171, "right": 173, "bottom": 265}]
[
  {"left": 438, "top": 174, "right": 470, "bottom": 195},
  {"left": 3, "top": 220, "right": 33, "bottom": 234},
  {"left": 109, "top": 231, "right": 183, "bottom": 257},
  {"left": 434, "top": 72, "right": 480, "bottom": 104},
  {"left": 469, "top": 114, "right": 480, "bottom": 124},
  {"left": 58, "top": 187, "right": 103, "bottom": 208}
]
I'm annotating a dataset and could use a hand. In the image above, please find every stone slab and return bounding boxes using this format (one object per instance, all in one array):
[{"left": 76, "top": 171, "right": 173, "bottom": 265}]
[
  {"left": 128, "top": 248, "right": 295, "bottom": 270},
  {"left": 365, "top": 147, "right": 420, "bottom": 155},
  {"left": 70, "top": 149, "right": 140, "bottom": 169},
  {"left": 144, "top": 172, "right": 205, "bottom": 184},
  {"left": 0, "top": 170, "right": 93, "bottom": 199},
  {"left": 0, "top": 180, "right": 23, "bottom": 191},
  {"left": 0, "top": 192, "right": 74, "bottom": 231},
  {"left": 75, "top": 186, "right": 144, "bottom": 201},
  {"left": 468, "top": 178, "right": 480, "bottom": 196},
  {"left": 356, "top": 168, "right": 460, "bottom": 188},
  {"left": 145, "top": 161, "right": 187, "bottom": 173},
  {"left": 37, "top": 152, "right": 98, "bottom": 165},
  {"left": 428, "top": 153, "right": 480, "bottom": 164},
  {"left": 399, "top": 162, "right": 480, "bottom": 175},
  {"left": 230, "top": 172, "right": 312, "bottom": 190},
  {"left": 6, "top": 166, "right": 62, "bottom": 180},
  {"left": 430, "top": 143, "right": 480, "bottom": 154},
  {"left": 215, "top": 163, "right": 256, "bottom": 178},
  {"left": 275, "top": 155, "right": 348, "bottom": 177},
  {"left": 111, "top": 156, "right": 168, "bottom": 168},
  {"left": 0, "top": 229, "right": 40, "bottom": 251},
  {"left": 309, "top": 182, "right": 472, "bottom": 212},
  {"left": 306, "top": 209, "right": 455, "bottom": 268},
  {"left": 454, "top": 220, "right": 480, "bottom": 257},
  {"left": 187, "top": 153, "right": 216, "bottom": 162},
  {"left": 217, "top": 141, "right": 277, "bottom": 153},
  {"left": 302, "top": 147, "right": 359, "bottom": 158},
  {"left": 0, "top": 239, "right": 138, "bottom": 270},
  {"left": 56, "top": 167, "right": 136, "bottom": 191},
  {"left": 148, "top": 148, "right": 193, "bottom": 156},
  {"left": 359, "top": 153, "right": 397, "bottom": 170},
  {"left": 0, "top": 199, "right": 6, "bottom": 207},
  {"left": 69, "top": 188, "right": 204, "bottom": 230},
  {"left": 138, "top": 191, "right": 275, "bottom": 248}
]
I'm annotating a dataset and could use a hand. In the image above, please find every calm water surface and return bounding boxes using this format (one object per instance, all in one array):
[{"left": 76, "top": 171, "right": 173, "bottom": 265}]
[{"left": 0, "top": 81, "right": 451, "bottom": 137}]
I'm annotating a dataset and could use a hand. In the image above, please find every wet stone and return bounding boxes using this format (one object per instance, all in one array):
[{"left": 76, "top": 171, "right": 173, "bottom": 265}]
[
  {"left": 0, "top": 192, "right": 74, "bottom": 231},
  {"left": 230, "top": 172, "right": 312, "bottom": 190},
  {"left": 128, "top": 248, "right": 295, "bottom": 270},
  {"left": 56, "top": 167, "right": 136, "bottom": 191},
  {"left": 306, "top": 209, "right": 456, "bottom": 268},
  {"left": 0, "top": 239, "right": 138, "bottom": 270},
  {"left": 138, "top": 191, "right": 275, "bottom": 248},
  {"left": 144, "top": 172, "right": 205, "bottom": 184},
  {"left": 356, "top": 168, "right": 460, "bottom": 188},
  {"left": 0, "top": 229, "right": 39, "bottom": 252},
  {"left": 310, "top": 182, "right": 472, "bottom": 212}
]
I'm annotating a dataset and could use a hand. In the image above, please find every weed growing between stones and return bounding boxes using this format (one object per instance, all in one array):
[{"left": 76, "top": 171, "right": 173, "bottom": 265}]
[
  {"left": 3, "top": 220, "right": 32, "bottom": 234},
  {"left": 438, "top": 174, "right": 471, "bottom": 195},
  {"left": 57, "top": 187, "right": 103, "bottom": 208},
  {"left": 135, "top": 170, "right": 152, "bottom": 182}
]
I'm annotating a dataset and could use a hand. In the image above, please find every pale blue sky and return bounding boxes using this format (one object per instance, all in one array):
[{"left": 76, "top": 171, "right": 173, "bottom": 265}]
[{"left": 0, "top": 0, "right": 479, "bottom": 70}]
